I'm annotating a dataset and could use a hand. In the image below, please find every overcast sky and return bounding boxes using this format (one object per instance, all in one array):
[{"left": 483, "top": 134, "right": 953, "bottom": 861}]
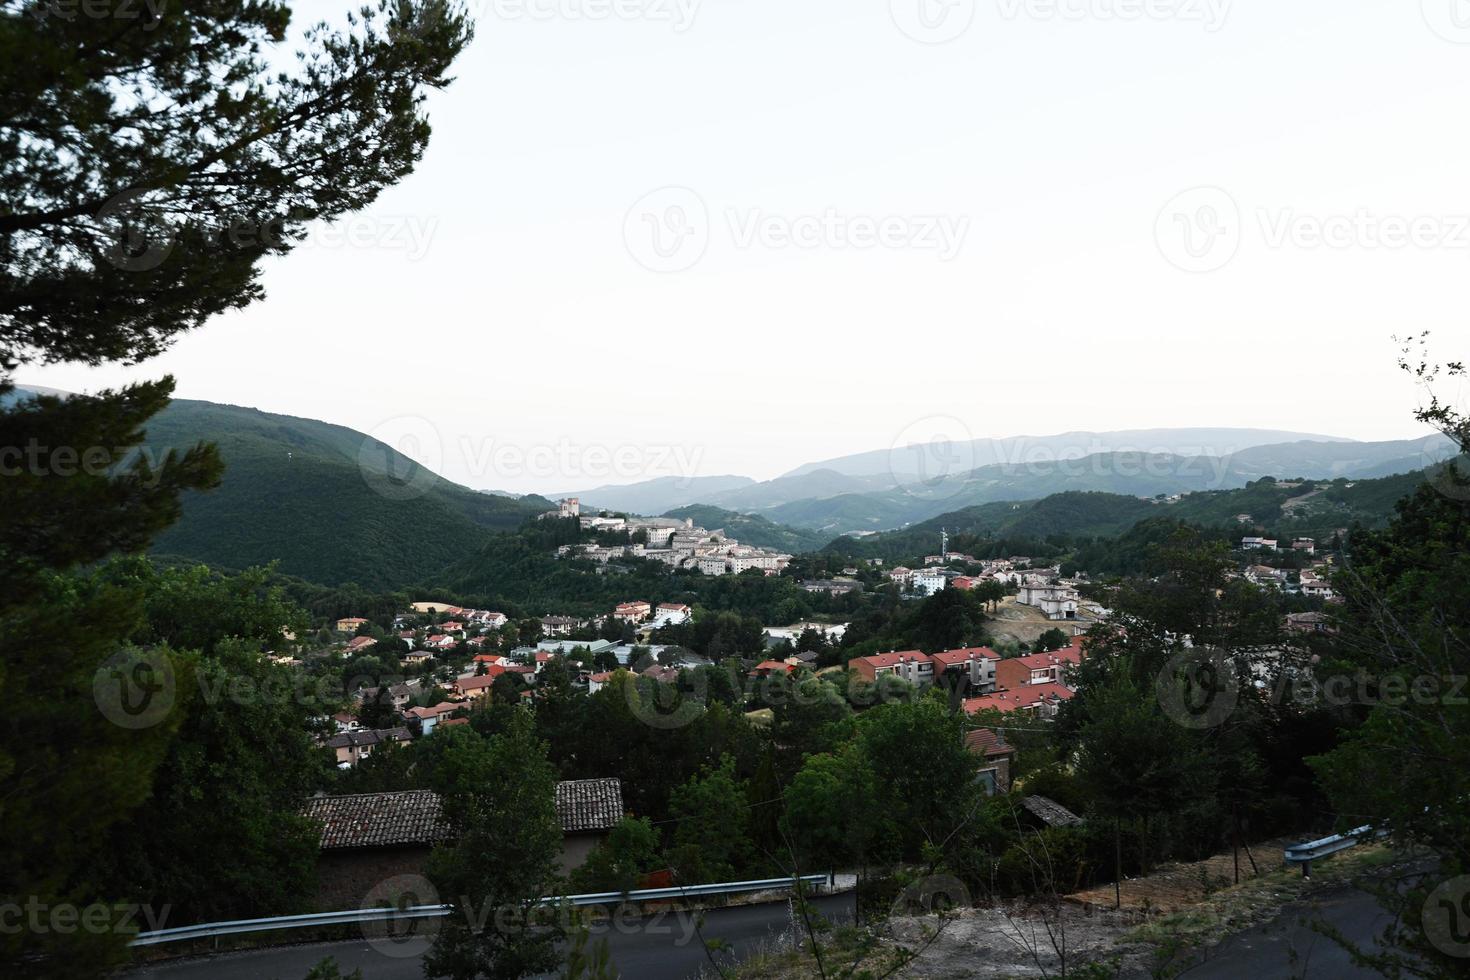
[{"left": 26, "top": 0, "right": 1470, "bottom": 494}]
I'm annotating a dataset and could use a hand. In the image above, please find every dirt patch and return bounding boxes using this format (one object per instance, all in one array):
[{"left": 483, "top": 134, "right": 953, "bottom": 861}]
[
  {"left": 1066, "top": 837, "right": 1297, "bottom": 914},
  {"left": 986, "top": 598, "right": 1101, "bottom": 648}
]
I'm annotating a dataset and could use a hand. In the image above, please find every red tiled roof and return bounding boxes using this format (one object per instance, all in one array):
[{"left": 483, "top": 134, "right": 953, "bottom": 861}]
[
  {"left": 929, "top": 647, "right": 999, "bottom": 668},
  {"left": 854, "top": 651, "right": 932, "bottom": 669},
  {"left": 965, "top": 727, "right": 1014, "bottom": 757},
  {"left": 963, "top": 683, "right": 1074, "bottom": 715}
]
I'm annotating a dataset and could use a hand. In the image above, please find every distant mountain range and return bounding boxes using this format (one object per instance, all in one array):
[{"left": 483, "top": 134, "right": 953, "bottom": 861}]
[
  {"left": 15, "top": 384, "right": 1459, "bottom": 590},
  {"left": 565, "top": 429, "right": 1458, "bottom": 534},
  {"left": 783, "top": 427, "right": 1355, "bottom": 479}
]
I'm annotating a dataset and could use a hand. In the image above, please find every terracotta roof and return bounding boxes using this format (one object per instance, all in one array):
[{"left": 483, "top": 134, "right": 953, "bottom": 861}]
[
  {"left": 306, "top": 779, "right": 624, "bottom": 850},
  {"left": 854, "top": 651, "right": 932, "bottom": 669},
  {"left": 964, "top": 727, "right": 1014, "bottom": 758},
  {"left": 556, "top": 778, "right": 625, "bottom": 833},
  {"left": 930, "top": 647, "right": 1000, "bottom": 668}
]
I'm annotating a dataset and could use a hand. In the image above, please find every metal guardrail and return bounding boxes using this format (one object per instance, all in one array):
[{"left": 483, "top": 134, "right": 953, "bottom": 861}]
[
  {"left": 1284, "top": 824, "right": 1387, "bottom": 878},
  {"left": 129, "top": 873, "right": 834, "bottom": 947}
]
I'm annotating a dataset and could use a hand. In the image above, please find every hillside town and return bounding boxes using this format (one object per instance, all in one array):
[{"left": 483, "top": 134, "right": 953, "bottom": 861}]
[{"left": 548, "top": 498, "right": 795, "bottom": 575}]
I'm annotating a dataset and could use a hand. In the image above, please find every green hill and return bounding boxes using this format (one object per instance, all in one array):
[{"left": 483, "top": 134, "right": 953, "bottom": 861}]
[
  {"left": 823, "top": 468, "right": 1455, "bottom": 564},
  {"left": 139, "top": 398, "right": 549, "bottom": 589}
]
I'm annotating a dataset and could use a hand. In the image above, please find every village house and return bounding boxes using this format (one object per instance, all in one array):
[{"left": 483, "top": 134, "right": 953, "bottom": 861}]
[
  {"left": 302, "top": 779, "right": 624, "bottom": 908},
  {"left": 335, "top": 617, "right": 369, "bottom": 633},
  {"left": 404, "top": 702, "right": 461, "bottom": 736},
  {"left": 540, "top": 615, "right": 581, "bottom": 637},
  {"left": 324, "top": 727, "right": 412, "bottom": 767},
  {"left": 653, "top": 603, "right": 692, "bottom": 626},
  {"left": 929, "top": 647, "right": 999, "bottom": 693},
  {"left": 963, "top": 684, "right": 1074, "bottom": 719},
  {"left": 613, "top": 601, "right": 651, "bottom": 622},
  {"left": 848, "top": 651, "right": 935, "bottom": 686},
  {"left": 966, "top": 728, "right": 1016, "bottom": 795},
  {"left": 344, "top": 635, "right": 378, "bottom": 654},
  {"left": 1241, "top": 536, "right": 1279, "bottom": 551},
  {"left": 993, "top": 640, "right": 1086, "bottom": 691}
]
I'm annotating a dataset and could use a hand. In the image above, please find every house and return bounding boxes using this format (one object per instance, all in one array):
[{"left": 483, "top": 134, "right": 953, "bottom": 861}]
[
  {"left": 452, "top": 674, "right": 499, "bottom": 699},
  {"left": 357, "top": 683, "right": 415, "bottom": 712},
  {"left": 993, "top": 642, "right": 1085, "bottom": 692},
  {"left": 653, "top": 603, "right": 692, "bottom": 626},
  {"left": 438, "top": 621, "right": 466, "bottom": 635},
  {"left": 966, "top": 728, "right": 1015, "bottom": 795},
  {"left": 1292, "top": 538, "right": 1317, "bottom": 555},
  {"left": 402, "top": 650, "right": 434, "bottom": 665},
  {"left": 613, "top": 601, "right": 651, "bottom": 622},
  {"left": 1241, "top": 537, "right": 1279, "bottom": 551},
  {"left": 929, "top": 647, "right": 999, "bottom": 693},
  {"left": 324, "top": 727, "right": 412, "bottom": 767},
  {"left": 540, "top": 616, "right": 580, "bottom": 637},
  {"left": 800, "top": 578, "right": 862, "bottom": 595},
  {"left": 749, "top": 660, "right": 796, "bottom": 679},
  {"left": 425, "top": 634, "right": 458, "bottom": 652},
  {"left": 345, "top": 635, "right": 378, "bottom": 654},
  {"left": 335, "top": 617, "right": 369, "bottom": 633},
  {"left": 587, "top": 670, "right": 617, "bottom": 694},
  {"left": 404, "top": 702, "right": 461, "bottom": 736},
  {"left": 910, "top": 569, "right": 948, "bottom": 596},
  {"left": 963, "top": 683, "right": 1074, "bottom": 719},
  {"left": 302, "top": 779, "right": 623, "bottom": 908},
  {"left": 848, "top": 651, "right": 935, "bottom": 686}
]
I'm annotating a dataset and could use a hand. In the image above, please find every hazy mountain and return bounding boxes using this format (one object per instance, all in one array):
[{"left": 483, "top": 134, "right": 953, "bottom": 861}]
[
  {"left": 784, "top": 427, "right": 1358, "bottom": 480},
  {"left": 750, "top": 437, "right": 1460, "bottom": 534},
  {"left": 561, "top": 475, "right": 756, "bottom": 515},
  {"left": 10, "top": 389, "right": 552, "bottom": 589}
]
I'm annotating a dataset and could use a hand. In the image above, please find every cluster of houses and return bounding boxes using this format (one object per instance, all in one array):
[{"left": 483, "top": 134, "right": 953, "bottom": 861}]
[
  {"left": 549, "top": 499, "right": 794, "bottom": 576},
  {"left": 848, "top": 636, "right": 1087, "bottom": 721},
  {"left": 1237, "top": 536, "right": 1337, "bottom": 600},
  {"left": 888, "top": 559, "right": 1093, "bottom": 623}
]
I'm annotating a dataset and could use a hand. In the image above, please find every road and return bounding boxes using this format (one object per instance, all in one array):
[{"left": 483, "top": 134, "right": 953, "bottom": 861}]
[
  {"left": 1180, "top": 884, "right": 1396, "bottom": 979},
  {"left": 123, "top": 894, "right": 855, "bottom": 980}
]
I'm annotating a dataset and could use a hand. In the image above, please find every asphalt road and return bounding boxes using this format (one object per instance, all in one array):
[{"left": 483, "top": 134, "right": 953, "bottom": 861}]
[
  {"left": 122, "top": 894, "right": 855, "bottom": 980},
  {"left": 1180, "top": 884, "right": 1395, "bottom": 979}
]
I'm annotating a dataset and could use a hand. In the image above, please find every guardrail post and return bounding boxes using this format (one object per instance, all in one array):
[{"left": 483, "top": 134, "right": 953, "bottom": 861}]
[{"left": 1301, "top": 859, "right": 1310, "bottom": 880}]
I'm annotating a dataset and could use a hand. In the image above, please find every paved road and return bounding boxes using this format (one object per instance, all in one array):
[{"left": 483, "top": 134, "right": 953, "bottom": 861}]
[
  {"left": 123, "top": 895, "right": 855, "bottom": 980},
  {"left": 1180, "top": 885, "right": 1395, "bottom": 979}
]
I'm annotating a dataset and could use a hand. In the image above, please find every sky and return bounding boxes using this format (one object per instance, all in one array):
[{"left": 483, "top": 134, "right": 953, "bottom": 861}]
[{"left": 25, "top": 0, "right": 1470, "bottom": 494}]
